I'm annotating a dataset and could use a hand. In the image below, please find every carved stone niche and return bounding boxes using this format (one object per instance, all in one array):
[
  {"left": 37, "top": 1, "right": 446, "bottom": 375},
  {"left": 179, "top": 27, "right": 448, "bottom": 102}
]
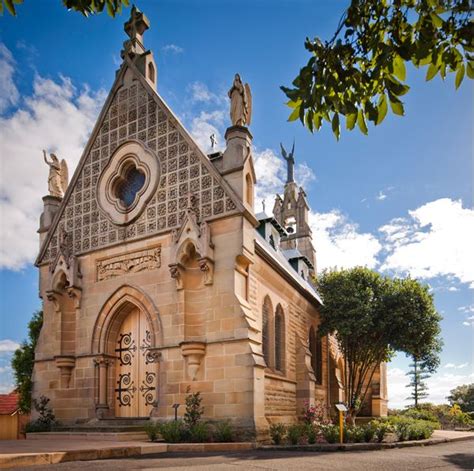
[
  {"left": 168, "top": 196, "right": 215, "bottom": 290},
  {"left": 47, "top": 227, "right": 82, "bottom": 307},
  {"left": 180, "top": 342, "right": 206, "bottom": 381}
]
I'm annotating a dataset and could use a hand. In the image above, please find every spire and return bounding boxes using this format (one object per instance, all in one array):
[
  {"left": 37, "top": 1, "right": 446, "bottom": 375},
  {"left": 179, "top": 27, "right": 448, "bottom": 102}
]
[
  {"left": 121, "top": 5, "right": 150, "bottom": 59},
  {"left": 280, "top": 140, "right": 295, "bottom": 184}
]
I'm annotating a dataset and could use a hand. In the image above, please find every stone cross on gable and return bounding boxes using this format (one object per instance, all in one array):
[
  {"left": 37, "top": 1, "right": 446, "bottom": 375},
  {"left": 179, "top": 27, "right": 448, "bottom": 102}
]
[
  {"left": 122, "top": 5, "right": 150, "bottom": 58},
  {"left": 124, "top": 6, "right": 150, "bottom": 42}
]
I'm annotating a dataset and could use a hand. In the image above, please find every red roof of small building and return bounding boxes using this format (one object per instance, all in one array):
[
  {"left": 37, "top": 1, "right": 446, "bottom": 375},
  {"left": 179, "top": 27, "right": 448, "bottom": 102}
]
[{"left": 0, "top": 391, "right": 20, "bottom": 415}]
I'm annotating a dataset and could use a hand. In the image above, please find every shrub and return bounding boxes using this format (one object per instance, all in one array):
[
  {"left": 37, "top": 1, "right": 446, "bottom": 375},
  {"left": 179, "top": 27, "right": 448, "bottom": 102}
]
[
  {"left": 370, "top": 420, "right": 391, "bottom": 443},
  {"left": 305, "top": 423, "right": 317, "bottom": 444},
  {"left": 269, "top": 423, "right": 286, "bottom": 445},
  {"left": 321, "top": 424, "right": 340, "bottom": 444},
  {"left": 189, "top": 422, "right": 210, "bottom": 442},
  {"left": 301, "top": 400, "right": 326, "bottom": 425},
  {"left": 159, "top": 420, "right": 186, "bottom": 443},
  {"left": 144, "top": 422, "right": 160, "bottom": 442},
  {"left": 402, "top": 407, "right": 440, "bottom": 427},
  {"left": 346, "top": 425, "right": 365, "bottom": 443},
  {"left": 287, "top": 424, "right": 304, "bottom": 445},
  {"left": 184, "top": 387, "right": 204, "bottom": 429},
  {"left": 362, "top": 423, "right": 376, "bottom": 443},
  {"left": 387, "top": 416, "right": 435, "bottom": 441},
  {"left": 25, "top": 395, "right": 57, "bottom": 433},
  {"left": 213, "top": 420, "right": 234, "bottom": 442}
]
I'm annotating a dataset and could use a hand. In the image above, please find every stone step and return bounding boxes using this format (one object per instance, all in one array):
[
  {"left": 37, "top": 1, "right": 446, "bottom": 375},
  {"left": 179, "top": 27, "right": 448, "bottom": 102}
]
[{"left": 26, "top": 431, "right": 151, "bottom": 441}]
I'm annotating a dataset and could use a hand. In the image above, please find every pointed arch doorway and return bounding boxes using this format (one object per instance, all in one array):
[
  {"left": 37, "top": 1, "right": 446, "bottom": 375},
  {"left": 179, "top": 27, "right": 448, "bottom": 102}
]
[{"left": 114, "top": 307, "right": 156, "bottom": 417}]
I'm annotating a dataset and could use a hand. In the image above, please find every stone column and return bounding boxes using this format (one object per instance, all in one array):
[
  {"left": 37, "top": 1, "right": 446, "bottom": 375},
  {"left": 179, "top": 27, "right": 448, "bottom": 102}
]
[
  {"left": 94, "top": 357, "right": 111, "bottom": 418},
  {"left": 38, "top": 195, "right": 62, "bottom": 247}
]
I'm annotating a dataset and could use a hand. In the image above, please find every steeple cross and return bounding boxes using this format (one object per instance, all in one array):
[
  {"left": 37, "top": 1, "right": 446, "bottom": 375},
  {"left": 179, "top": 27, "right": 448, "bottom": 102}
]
[{"left": 124, "top": 5, "right": 150, "bottom": 43}]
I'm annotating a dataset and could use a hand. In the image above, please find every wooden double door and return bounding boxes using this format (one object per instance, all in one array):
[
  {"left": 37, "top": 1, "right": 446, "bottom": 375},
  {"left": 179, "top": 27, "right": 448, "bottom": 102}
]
[{"left": 114, "top": 308, "right": 156, "bottom": 417}]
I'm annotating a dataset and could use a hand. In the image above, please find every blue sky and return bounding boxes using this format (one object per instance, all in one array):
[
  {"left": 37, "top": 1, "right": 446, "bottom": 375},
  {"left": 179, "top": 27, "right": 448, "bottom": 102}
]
[{"left": 0, "top": 0, "right": 472, "bottom": 407}]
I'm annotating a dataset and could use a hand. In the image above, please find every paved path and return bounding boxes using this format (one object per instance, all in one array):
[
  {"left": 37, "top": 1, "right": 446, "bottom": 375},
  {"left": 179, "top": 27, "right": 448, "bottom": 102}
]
[{"left": 7, "top": 440, "right": 474, "bottom": 471}]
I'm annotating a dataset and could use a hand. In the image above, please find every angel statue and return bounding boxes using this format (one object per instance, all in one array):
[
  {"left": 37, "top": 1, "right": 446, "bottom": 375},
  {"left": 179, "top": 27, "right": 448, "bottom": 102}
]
[
  {"left": 280, "top": 141, "right": 295, "bottom": 184},
  {"left": 228, "top": 73, "right": 252, "bottom": 127},
  {"left": 43, "top": 150, "right": 69, "bottom": 198}
]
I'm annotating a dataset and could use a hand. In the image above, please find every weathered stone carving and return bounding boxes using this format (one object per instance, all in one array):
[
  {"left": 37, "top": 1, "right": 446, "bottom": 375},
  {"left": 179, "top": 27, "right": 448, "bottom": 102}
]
[
  {"left": 180, "top": 342, "right": 206, "bottom": 381},
  {"left": 43, "top": 150, "right": 68, "bottom": 198},
  {"left": 96, "top": 245, "right": 161, "bottom": 281},
  {"left": 228, "top": 74, "right": 252, "bottom": 126},
  {"left": 168, "top": 193, "right": 215, "bottom": 289}
]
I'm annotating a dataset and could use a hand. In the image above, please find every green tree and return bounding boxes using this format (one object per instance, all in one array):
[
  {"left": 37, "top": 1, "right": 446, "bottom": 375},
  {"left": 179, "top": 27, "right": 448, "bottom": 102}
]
[
  {"left": 316, "top": 267, "right": 442, "bottom": 422},
  {"left": 282, "top": 0, "right": 473, "bottom": 139},
  {"left": 447, "top": 383, "right": 474, "bottom": 413},
  {"left": 406, "top": 358, "right": 431, "bottom": 407},
  {"left": 11, "top": 310, "right": 43, "bottom": 413},
  {"left": 0, "top": 0, "right": 129, "bottom": 17}
]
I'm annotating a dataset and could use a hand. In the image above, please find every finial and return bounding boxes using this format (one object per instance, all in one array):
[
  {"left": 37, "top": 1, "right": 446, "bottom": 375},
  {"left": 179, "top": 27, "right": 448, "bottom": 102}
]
[
  {"left": 262, "top": 199, "right": 266, "bottom": 212},
  {"left": 122, "top": 5, "right": 150, "bottom": 58},
  {"left": 280, "top": 141, "right": 295, "bottom": 184},
  {"left": 210, "top": 133, "right": 217, "bottom": 150}
]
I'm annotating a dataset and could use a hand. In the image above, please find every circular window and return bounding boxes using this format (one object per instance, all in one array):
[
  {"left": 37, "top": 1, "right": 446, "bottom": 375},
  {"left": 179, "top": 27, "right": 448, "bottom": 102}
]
[
  {"left": 97, "top": 140, "right": 160, "bottom": 226},
  {"left": 113, "top": 165, "right": 146, "bottom": 208}
]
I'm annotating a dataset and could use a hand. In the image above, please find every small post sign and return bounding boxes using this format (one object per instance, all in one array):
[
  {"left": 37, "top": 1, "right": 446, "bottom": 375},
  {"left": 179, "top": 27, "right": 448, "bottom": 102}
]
[
  {"left": 335, "top": 403, "right": 347, "bottom": 444},
  {"left": 172, "top": 403, "right": 180, "bottom": 421}
]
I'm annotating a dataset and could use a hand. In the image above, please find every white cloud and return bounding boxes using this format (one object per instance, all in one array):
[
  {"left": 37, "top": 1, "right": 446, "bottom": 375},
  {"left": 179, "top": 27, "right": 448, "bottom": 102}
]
[
  {"left": 462, "top": 315, "right": 474, "bottom": 327},
  {"left": 0, "top": 43, "right": 19, "bottom": 112},
  {"left": 444, "top": 362, "right": 469, "bottom": 369},
  {"left": 0, "top": 46, "right": 105, "bottom": 270},
  {"left": 0, "top": 365, "right": 11, "bottom": 374},
  {"left": 309, "top": 211, "right": 382, "bottom": 271},
  {"left": 459, "top": 305, "right": 474, "bottom": 313},
  {"left": 0, "top": 339, "right": 20, "bottom": 353},
  {"left": 161, "top": 44, "right": 184, "bottom": 54},
  {"left": 380, "top": 199, "right": 474, "bottom": 287},
  {"left": 388, "top": 366, "right": 474, "bottom": 408},
  {"left": 376, "top": 191, "right": 387, "bottom": 201},
  {"left": 187, "top": 82, "right": 223, "bottom": 104},
  {"left": 189, "top": 110, "right": 225, "bottom": 154}
]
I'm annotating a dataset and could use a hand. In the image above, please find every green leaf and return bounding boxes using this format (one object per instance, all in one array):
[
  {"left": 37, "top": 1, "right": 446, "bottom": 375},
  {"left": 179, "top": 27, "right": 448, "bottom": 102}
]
[
  {"left": 467, "top": 61, "right": 474, "bottom": 79},
  {"left": 430, "top": 12, "right": 443, "bottom": 28},
  {"left": 455, "top": 64, "right": 465, "bottom": 89},
  {"left": 286, "top": 99, "right": 301, "bottom": 109},
  {"left": 426, "top": 63, "right": 438, "bottom": 81},
  {"left": 346, "top": 112, "right": 357, "bottom": 130},
  {"left": 4, "top": 0, "right": 16, "bottom": 15},
  {"left": 357, "top": 110, "right": 368, "bottom": 135},
  {"left": 393, "top": 55, "right": 406, "bottom": 82},
  {"left": 313, "top": 113, "right": 322, "bottom": 130},
  {"left": 288, "top": 106, "right": 301, "bottom": 122},
  {"left": 390, "top": 99, "right": 404, "bottom": 116},
  {"left": 377, "top": 95, "right": 388, "bottom": 125},
  {"left": 332, "top": 112, "right": 340, "bottom": 140}
]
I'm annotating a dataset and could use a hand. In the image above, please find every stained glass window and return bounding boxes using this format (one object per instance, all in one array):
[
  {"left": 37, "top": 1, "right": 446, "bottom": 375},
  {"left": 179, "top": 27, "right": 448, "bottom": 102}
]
[{"left": 116, "top": 167, "right": 145, "bottom": 208}]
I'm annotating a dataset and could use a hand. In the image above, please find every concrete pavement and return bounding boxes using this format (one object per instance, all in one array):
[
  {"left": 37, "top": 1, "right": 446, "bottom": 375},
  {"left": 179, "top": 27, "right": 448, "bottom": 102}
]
[{"left": 4, "top": 440, "right": 473, "bottom": 470}]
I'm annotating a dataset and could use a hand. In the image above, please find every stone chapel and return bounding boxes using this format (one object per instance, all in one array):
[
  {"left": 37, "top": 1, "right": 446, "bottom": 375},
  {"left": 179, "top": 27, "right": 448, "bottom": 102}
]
[{"left": 33, "top": 7, "right": 388, "bottom": 438}]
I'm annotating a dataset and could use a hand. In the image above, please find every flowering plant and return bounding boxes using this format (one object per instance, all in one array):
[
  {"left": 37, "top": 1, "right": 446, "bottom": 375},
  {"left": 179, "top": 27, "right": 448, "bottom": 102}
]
[{"left": 302, "top": 400, "right": 328, "bottom": 425}]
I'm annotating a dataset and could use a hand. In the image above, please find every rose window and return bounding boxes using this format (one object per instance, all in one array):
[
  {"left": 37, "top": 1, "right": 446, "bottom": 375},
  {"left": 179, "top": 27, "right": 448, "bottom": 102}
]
[
  {"left": 114, "top": 166, "right": 146, "bottom": 208},
  {"left": 97, "top": 140, "right": 160, "bottom": 226}
]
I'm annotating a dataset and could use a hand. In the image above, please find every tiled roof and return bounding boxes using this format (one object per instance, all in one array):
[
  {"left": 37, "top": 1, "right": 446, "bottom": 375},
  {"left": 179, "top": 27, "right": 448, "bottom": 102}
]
[
  {"left": 255, "top": 232, "right": 323, "bottom": 305},
  {"left": 0, "top": 391, "right": 19, "bottom": 415}
]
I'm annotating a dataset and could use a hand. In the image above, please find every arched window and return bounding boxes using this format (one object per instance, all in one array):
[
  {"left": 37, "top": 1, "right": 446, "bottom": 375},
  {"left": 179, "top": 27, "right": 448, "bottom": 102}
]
[
  {"left": 275, "top": 304, "right": 285, "bottom": 373},
  {"left": 262, "top": 296, "right": 272, "bottom": 367},
  {"left": 309, "top": 326, "right": 323, "bottom": 384},
  {"left": 148, "top": 62, "right": 156, "bottom": 83},
  {"left": 245, "top": 173, "right": 253, "bottom": 207}
]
